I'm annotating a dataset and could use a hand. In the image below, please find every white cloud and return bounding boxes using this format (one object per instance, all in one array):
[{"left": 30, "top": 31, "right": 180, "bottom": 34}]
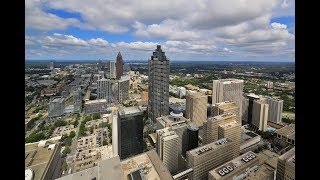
[{"left": 271, "top": 22, "right": 287, "bottom": 29}]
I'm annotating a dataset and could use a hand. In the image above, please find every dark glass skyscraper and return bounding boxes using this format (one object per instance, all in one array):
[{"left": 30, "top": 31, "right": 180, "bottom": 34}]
[
  {"left": 117, "top": 106, "right": 144, "bottom": 160},
  {"left": 116, "top": 52, "right": 123, "bottom": 80},
  {"left": 148, "top": 45, "right": 170, "bottom": 125}
]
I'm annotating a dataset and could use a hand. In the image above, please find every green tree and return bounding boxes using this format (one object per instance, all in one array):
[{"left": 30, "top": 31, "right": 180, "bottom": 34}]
[
  {"left": 92, "top": 113, "right": 101, "bottom": 120},
  {"left": 62, "top": 146, "right": 71, "bottom": 157},
  {"left": 54, "top": 119, "right": 67, "bottom": 127},
  {"left": 69, "top": 131, "right": 76, "bottom": 139},
  {"left": 61, "top": 161, "right": 68, "bottom": 172},
  {"left": 102, "top": 139, "right": 108, "bottom": 146}
]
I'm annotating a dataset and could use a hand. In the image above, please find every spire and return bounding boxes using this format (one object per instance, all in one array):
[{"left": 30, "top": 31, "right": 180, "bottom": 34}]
[{"left": 117, "top": 51, "right": 122, "bottom": 57}]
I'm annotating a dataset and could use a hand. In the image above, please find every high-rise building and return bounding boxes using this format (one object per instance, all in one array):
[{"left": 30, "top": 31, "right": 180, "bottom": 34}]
[
  {"left": 107, "top": 61, "right": 116, "bottom": 79},
  {"left": 252, "top": 99, "right": 269, "bottom": 132},
  {"left": 97, "top": 78, "right": 112, "bottom": 100},
  {"left": 208, "top": 151, "right": 259, "bottom": 180},
  {"left": 276, "top": 147, "right": 295, "bottom": 180},
  {"left": 265, "top": 96, "right": 283, "bottom": 123},
  {"left": 212, "top": 101, "right": 240, "bottom": 124},
  {"left": 116, "top": 52, "right": 123, "bottom": 80},
  {"left": 48, "top": 97, "right": 65, "bottom": 118},
  {"left": 186, "top": 124, "right": 199, "bottom": 153},
  {"left": 156, "top": 127, "right": 180, "bottom": 174},
  {"left": 148, "top": 45, "right": 170, "bottom": 125},
  {"left": 242, "top": 93, "right": 260, "bottom": 125},
  {"left": 266, "top": 81, "right": 274, "bottom": 89},
  {"left": 117, "top": 106, "right": 144, "bottom": 160},
  {"left": 98, "top": 70, "right": 105, "bottom": 79},
  {"left": 186, "top": 138, "right": 235, "bottom": 180},
  {"left": 185, "top": 91, "right": 208, "bottom": 127},
  {"left": 73, "top": 86, "right": 82, "bottom": 113},
  {"left": 212, "top": 79, "right": 244, "bottom": 119},
  {"left": 203, "top": 113, "right": 241, "bottom": 158},
  {"left": 116, "top": 76, "right": 129, "bottom": 103}
]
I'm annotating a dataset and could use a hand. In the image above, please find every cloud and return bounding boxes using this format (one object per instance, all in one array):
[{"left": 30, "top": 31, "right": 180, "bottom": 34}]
[{"left": 271, "top": 22, "right": 287, "bottom": 29}]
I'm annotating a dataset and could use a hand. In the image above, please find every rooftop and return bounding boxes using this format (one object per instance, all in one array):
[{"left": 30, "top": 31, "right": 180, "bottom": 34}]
[
  {"left": 213, "top": 101, "right": 238, "bottom": 110},
  {"left": 257, "top": 150, "right": 279, "bottom": 169},
  {"left": 276, "top": 124, "right": 295, "bottom": 140},
  {"left": 52, "top": 97, "right": 65, "bottom": 103},
  {"left": 209, "top": 151, "right": 258, "bottom": 179},
  {"left": 207, "top": 113, "right": 236, "bottom": 121},
  {"left": 246, "top": 93, "right": 260, "bottom": 99},
  {"left": 25, "top": 141, "right": 60, "bottom": 180},
  {"left": 85, "top": 99, "right": 107, "bottom": 105},
  {"left": 188, "top": 138, "right": 232, "bottom": 157},
  {"left": 119, "top": 106, "right": 142, "bottom": 116},
  {"left": 279, "top": 147, "right": 295, "bottom": 166},
  {"left": 121, "top": 150, "right": 173, "bottom": 180},
  {"left": 219, "top": 120, "right": 239, "bottom": 129},
  {"left": 220, "top": 78, "right": 244, "bottom": 84}
]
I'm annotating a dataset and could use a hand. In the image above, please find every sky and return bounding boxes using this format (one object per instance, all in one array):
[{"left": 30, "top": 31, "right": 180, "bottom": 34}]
[{"left": 25, "top": 0, "right": 295, "bottom": 62}]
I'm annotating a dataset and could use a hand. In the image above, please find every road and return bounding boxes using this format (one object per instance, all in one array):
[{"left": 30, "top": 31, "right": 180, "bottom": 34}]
[
  {"left": 66, "top": 112, "right": 84, "bottom": 164},
  {"left": 25, "top": 112, "right": 48, "bottom": 137}
]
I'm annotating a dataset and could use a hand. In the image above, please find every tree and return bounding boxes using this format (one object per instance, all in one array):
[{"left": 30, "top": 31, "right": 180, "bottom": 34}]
[
  {"left": 92, "top": 113, "right": 101, "bottom": 120},
  {"left": 102, "top": 139, "right": 108, "bottom": 146},
  {"left": 54, "top": 119, "right": 67, "bottom": 127},
  {"left": 69, "top": 131, "right": 76, "bottom": 139},
  {"left": 62, "top": 146, "right": 71, "bottom": 157},
  {"left": 73, "top": 119, "right": 79, "bottom": 127},
  {"left": 61, "top": 161, "right": 68, "bottom": 172}
]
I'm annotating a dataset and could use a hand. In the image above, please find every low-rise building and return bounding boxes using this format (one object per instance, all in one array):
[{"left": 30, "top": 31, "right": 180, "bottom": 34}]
[
  {"left": 275, "top": 124, "right": 295, "bottom": 147},
  {"left": 84, "top": 99, "right": 108, "bottom": 114}
]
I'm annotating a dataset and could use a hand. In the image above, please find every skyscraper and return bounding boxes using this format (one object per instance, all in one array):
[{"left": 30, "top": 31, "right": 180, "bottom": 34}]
[
  {"left": 212, "top": 79, "right": 244, "bottom": 119},
  {"left": 156, "top": 127, "right": 180, "bottom": 174},
  {"left": 73, "top": 86, "right": 82, "bottom": 113},
  {"left": 116, "top": 76, "right": 130, "bottom": 103},
  {"left": 107, "top": 61, "right": 116, "bottom": 79},
  {"left": 148, "top": 45, "right": 170, "bottom": 125},
  {"left": 116, "top": 52, "right": 123, "bottom": 80},
  {"left": 97, "top": 78, "right": 111, "bottom": 100},
  {"left": 117, "top": 106, "right": 144, "bottom": 160},
  {"left": 185, "top": 91, "right": 208, "bottom": 127},
  {"left": 265, "top": 96, "right": 283, "bottom": 123},
  {"left": 252, "top": 99, "right": 269, "bottom": 132}
]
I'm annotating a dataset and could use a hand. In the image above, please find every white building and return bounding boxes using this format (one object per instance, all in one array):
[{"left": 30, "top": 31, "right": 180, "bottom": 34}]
[
  {"left": 252, "top": 99, "right": 269, "bottom": 132},
  {"left": 264, "top": 96, "right": 283, "bottom": 124}
]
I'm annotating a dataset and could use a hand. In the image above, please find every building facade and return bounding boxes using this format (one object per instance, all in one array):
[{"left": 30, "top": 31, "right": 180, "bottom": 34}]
[
  {"left": 73, "top": 86, "right": 82, "bottom": 113},
  {"left": 118, "top": 107, "right": 144, "bottom": 160},
  {"left": 212, "top": 101, "right": 240, "bottom": 124},
  {"left": 48, "top": 97, "right": 65, "bottom": 118},
  {"left": 107, "top": 61, "right": 116, "bottom": 79},
  {"left": 148, "top": 45, "right": 170, "bottom": 125},
  {"left": 265, "top": 96, "right": 283, "bottom": 124},
  {"left": 185, "top": 91, "right": 208, "bottom": 127},
  {"left": 212, "top": 79, "right": 244, "bottom": 120},
  {"left": 252, "top": 99, "right": 269, "bottom": 132},
  {"left": 156, "top": 127, "right": 180, "bottom": 174}
]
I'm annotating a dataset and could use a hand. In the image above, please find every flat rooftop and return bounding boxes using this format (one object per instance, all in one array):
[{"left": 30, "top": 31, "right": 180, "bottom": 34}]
[
  {"left": 213, "top": 101, "right": 237, "bottom": 110},
  {"left": 188, "top": 138, "right": 232, "bottom": 157},
  {"left": 219, "top": 121, "right": 239, "bottom": 129},
  {"left": 276, "top": 124, "right": 295, "bottom": 140},
  {"left": 25, "top": 141, "right": 60, "bottom": 180},
  {"left": 156, "top": 115, "right": 189, "bottom": 126},
  {"left": 207, "top": 113, "right": 236, "bottom": 121},
  {"left": 52, "top": 97, "right": 65, "bottom": 103},
  {"left": 279, "top": 147, "right": 295, "bottom": 165},
  {"left": 57, "top": 156, "right": 123, "bottom": 180},
  {"left": 121, "top": 150, "right": 173, "bottom": 180},
  {"left": 245, "top": 163, "right": 275, "bottom": 180},
  {"left": 209, "top": 151, "right": 258, "bottom": 179},
  {"left": 119, "top": 106, "right": 142, "bottom": 116},
  {"left": 246, "top": 93, "right": 260, "bottom": 99},
  {"left": 257, "top": 150, "right": 279, "bottom": 169},
  {"left": 220, "top": 79, "right": 244, "bottom": 84},
  {"left": 85, "top": 99, "right": 107, "bottom": 104}
]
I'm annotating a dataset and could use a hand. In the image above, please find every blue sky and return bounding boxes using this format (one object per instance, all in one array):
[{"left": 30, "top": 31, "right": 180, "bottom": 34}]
[{"left": 25, "top": 0, "right": 295, "bottom": 61}]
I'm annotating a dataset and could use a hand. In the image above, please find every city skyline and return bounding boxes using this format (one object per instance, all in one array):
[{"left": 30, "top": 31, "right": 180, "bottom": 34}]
[{"left": 26, "top": 0, "right": 294, "bottom": 62}]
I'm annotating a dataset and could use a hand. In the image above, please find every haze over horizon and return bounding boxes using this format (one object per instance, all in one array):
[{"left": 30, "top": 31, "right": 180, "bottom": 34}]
[{"left": 26, "top": 0, "right": 295, "bottom": 62}]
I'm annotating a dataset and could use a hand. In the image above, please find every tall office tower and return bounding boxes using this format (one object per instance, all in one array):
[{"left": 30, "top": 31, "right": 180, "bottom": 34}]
[
  {"left": 116, "top": 76, "right": 130, "bottom": 103},
  {"left": 186, "top": 138, "right": 234, "bottom": 180},
  {"left": 73, "top": 86, "right": 82, "bottom": 113},
  {"left": 202, "top": 113, "right": 241, "bottom": 158},
  {"left": 116, "top": 52, "right": 123, "bottom": 80},
  {"left": 97, "top": 78, "right": 112, "bottom": 100},
  {"left": 148, "top": 45, "right": 170, "bottom": 125},
  {"left": 156, "top": 112, "right": 190, "bottom": 157},
  {"left": 208, "top": 151, "right": 259, "bottom": 180},
  {"left": 48, "top": 97, "right": 65, "bottom": 118},
  {"left": 252, "top": 99, "right": 269, "bottom": 132},
  {"left": 265, "top": 96, "right": 283, "bottom": 123},
  {"left": 276, "top": 147, "right": 295, "bottom": 180},
  {"left": 212, "top": 79, "right": 244, "bottom": 120},
  {"left": 107, "top": 61, "right": 116, "bottom": 79},
  {"left": 117, "top": 107, "right": 144, "bottom": 160},
  {"left": 242, "top": 93, "right": 260, "bottom": 125},
  {"left": 186, "top": 124, "right": 199, "bottom": 153},
  {"left": 156, "top": 127, "right": 180, "bottom": 174},
  {"left": 212, "top": 101, "right": 240, "bottom": 124},
  {"left": 185, "top": 91, "right": 208, "bottom": 127},
  {"left": 112, "top": 114, "right": 118, "bottom": 157}
]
